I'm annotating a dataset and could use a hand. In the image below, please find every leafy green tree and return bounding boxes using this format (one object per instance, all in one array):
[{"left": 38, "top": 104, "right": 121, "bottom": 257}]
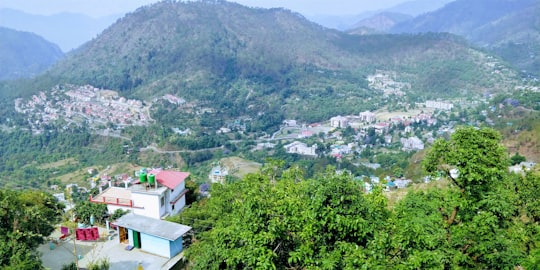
[
  {"left": 177, "top": 166, "right": 391, "bottom": 269},
  {"left": 423, "top": 126, "right": 508, "bottom": 199},
  {"left": 510, "top": 152, "right": 526, "bottom": 166},
  {"left": 0, "top": 189, "right": 64, "bottom": 269},
  {"left": 416, "top": 126, "right": 522, "bottom": 268},
  {"left": 74, "top": 201, "right": 108, "bottom": 225}
]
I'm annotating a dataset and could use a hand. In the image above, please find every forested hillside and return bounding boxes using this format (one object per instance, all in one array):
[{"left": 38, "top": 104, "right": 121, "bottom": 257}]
[
  {"left": 0, "top": 27, "right": 63, "bottom": 80},
  {"left": 389, "top": 0, "right": 540, "bottom": 76},
  {"left": 14, "top": 0, "right": 517, "bottom": 125}
]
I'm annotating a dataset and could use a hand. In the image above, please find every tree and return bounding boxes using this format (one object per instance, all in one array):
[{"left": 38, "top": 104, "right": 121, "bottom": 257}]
[
  {"left": 74, "top": 201, "right": 108, "bottom": 225},
  {"left": 423, "top": 126, "right": 508, "bottom": 199},
  {"left": 510, "top": 152, "right": 526, "bottom": 166},
  {"left": 171, "top": 127, "right": 538, "bottom": 269},
  {"left": 0, "top": 189, "right": 64, "bottom": 269},
  {"left": 177, "top": 166, "right": 391, "bottom": 269},
  {"left": 417, "top": 127, "right": 522, "bottom": 268}
]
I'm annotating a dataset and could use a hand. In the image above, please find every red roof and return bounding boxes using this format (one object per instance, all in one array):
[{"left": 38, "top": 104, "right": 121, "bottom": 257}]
[{"left": 149, "top": 170, "right": 190, "bottom": 189}]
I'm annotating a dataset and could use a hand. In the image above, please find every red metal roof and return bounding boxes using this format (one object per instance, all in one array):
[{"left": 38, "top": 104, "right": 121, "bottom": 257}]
[{"left": 149, "top": 170, "right": 190, "bottom": 189}]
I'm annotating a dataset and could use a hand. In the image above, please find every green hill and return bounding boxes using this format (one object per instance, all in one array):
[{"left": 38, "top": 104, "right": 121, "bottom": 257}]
[
  {"left": 0, "top": 27, "right": 63, "bottom": 80},
  {"left": 6, "top": 1, "right": 519, "bottom": 127},
  {"left": 390, "top": 0, "right": 540, "bottom": 77}
]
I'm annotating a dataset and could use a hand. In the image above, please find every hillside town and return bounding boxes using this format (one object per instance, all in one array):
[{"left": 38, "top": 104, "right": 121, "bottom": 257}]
[{"left": 14, "top": 84, "right": 152, "bottom": 131}]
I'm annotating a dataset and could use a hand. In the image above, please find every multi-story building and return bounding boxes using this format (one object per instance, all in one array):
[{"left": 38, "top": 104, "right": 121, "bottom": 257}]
[
  {"left": 425, "top": 100, "right": 454, "bottom": 110},
  {"left": 330, "top": 116, "right": 349, "bottom": 128},
  {"left": 284, "top": 141, "right": 318, "bottom": 156},
  {"left": 90, "top": 169, "right": 190, "bottom": 219},
  {"left": 400, "top": 136, "right": 425, "bottom": 151},
  {"left": 359, "top": 111, "right": 376, "bottom": 123}
]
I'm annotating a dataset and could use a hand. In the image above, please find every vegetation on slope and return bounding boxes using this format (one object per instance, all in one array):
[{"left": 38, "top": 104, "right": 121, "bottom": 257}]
[
  {"left": 6, "top": 0, "right": 515, "bottom": 127},
  {"left": 0, "top": 27, "right": 63, "bottom": 80},
  {"left": 173, "top": 127, "right": 540, "bottom": 269}
]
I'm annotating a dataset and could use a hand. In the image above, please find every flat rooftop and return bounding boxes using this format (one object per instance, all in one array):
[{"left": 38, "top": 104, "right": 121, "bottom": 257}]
[
  {"left": 114, "top": 213, "right": 191, "bottom": 241},
  {"left": 40, "top": 226, "right": 183, "bottom": 270},
  {"left": 91, "top": 185, "right": 168, "bottom": 207}
]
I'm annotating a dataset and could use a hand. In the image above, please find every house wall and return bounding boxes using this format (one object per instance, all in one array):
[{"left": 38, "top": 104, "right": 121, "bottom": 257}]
[
  {"left": 167, "top": 182, "right": 187, "bottom": 215},
  {"left": 140, "top": 233, "right": 171, "bottom": 258},
  {"left": 169, "top": 236, "right": 183, "bottom": 258},
  {"left": 127, "top": 229, "right": 134, "bottom": 247},
  {"left": 171, "top": 196, "right": 186, "bottom": 216},
  {"left": 169, "top": 182, "right": 186, "bottom": 200},
  {"left": 131, "top": 192, "right": 161, "bottom": 219}
]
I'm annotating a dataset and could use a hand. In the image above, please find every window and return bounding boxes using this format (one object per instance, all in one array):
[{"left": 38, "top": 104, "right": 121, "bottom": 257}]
[
  {"left": 160, "top": 196, "right": 165, "bottom": 207},
  {"left": 172, "top": 204, "right": 175, "bottom": 210}
]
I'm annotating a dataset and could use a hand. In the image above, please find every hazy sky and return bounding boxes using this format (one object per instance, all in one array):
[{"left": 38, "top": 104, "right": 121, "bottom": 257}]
[{"left": 0, "top": 0, "right": 409, "bottom": 17}]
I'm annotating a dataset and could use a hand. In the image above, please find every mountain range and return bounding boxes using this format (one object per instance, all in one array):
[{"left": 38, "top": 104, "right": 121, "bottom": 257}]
[
  {"left": 2, "top": 1, "right": 513, "bottom": 126},
  {"left": 307, "top": 0, "right": 453, "bottom": 30},
  {"left": 0, "top": 8, "right": 120, "bottom": 52},
  {"left": 352, "top": 0, "right": 539, "bottom": 76},
  {"left": 0, "top": 0, "right": 530, "bottom": 134},
  {"left": 0, "top": 27, "right": 63, "bottom": 80}
]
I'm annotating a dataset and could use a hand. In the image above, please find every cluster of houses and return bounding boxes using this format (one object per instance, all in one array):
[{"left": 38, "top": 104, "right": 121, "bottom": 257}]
[
  {"left": 14, "top": 84, "right": 151, "bottom": 131},
  {"left": 278, "top": 107, "right": 441, "bottom": 158},
  {"left": 367, "top": 70, "right": 410, "bottom": 97}
]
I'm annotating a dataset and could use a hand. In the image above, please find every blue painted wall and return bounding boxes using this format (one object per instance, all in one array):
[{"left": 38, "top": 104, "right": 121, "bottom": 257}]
[
  {"left": 140, "top": 232, "right": 171, "bottom": 258},
  {"left": 169, "top": 236, "right": 183, "bottom": 258}
]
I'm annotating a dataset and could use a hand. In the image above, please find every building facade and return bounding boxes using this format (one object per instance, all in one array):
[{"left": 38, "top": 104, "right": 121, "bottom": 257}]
[
  {"left": 114, "top": 213, "right": 191, "bottom": 258},
  {"left": 90, "top": 169, "right": 190, "bottom": 219}
]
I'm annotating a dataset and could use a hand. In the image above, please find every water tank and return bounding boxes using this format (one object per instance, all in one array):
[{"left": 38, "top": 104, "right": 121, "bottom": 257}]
[
  {"left": 139, "top": 172, "right": 147, "bottom": 183},
  {"left": 148, "top": 174, "right": 156, "bottom": 185}
]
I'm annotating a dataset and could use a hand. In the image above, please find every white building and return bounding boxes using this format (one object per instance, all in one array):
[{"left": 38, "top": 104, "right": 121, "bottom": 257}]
[
  {"left": 509, "top": 162, "right": 536, "bottom": 175},
  {"left": 401, "top": 136, "right": 425, "bottom": 151},
  {"left": 209, "top": 166, "right": 228, "bottom": 184},
  {"left": 284, "top": 141, "right": 317, "bottom": 156},
  {"left": 90, "top": 169, "right": 190, "bottom": 219},
  {"left": 359, "top": 111, "right": 376, "bottom": 123},
  {"left": 425, "top": 100, "right": 454, "bottom": 110},
  {"left": 283, "top": 119, "right": 298, "bottom": 127},
  {"left": 394, "top": 179, "right": 412, "bottom": 188},
  {"left": 330, "top": 116, "right": 349, "bottom": 128}
]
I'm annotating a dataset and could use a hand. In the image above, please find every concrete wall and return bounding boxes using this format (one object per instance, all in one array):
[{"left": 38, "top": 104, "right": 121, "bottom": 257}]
[
  {"left": 140, "top": 233, "right": 171, "bottom": 258},
  {"left": 167, "top": 182, "right": 187, "bottom": 215},
  {"left": 169, "top": 182, "right": 185, "bottom": 202},
  {"left": 131, "top": 192, "right": 160, "bottom": 219},
  {"left": 169, "top": 236, "right": 183, "bottom": 258},
  {"left": 127, "top": 229, "right": 134, "bottom": 247}
]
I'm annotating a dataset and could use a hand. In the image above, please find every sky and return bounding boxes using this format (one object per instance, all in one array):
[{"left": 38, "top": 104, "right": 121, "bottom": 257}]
[{"left": 0, "top": 0, "right": 410, "bottom": 17}]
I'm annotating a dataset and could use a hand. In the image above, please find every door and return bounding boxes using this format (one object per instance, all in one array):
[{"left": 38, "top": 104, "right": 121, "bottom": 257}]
[
  {"left": 132, "top": 230, "right": 141, "bottom": 248},
  {"left": 119, "top": 227, "right": 129, "bottom": 244}
]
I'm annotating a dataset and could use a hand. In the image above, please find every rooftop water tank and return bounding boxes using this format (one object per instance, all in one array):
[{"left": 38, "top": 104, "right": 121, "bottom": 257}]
[
  {"left": 148, "top": 173, "right": 156, "bottom": 185},
  {"left": 139, "top": 172, "right": 147, "bottom": 183}
]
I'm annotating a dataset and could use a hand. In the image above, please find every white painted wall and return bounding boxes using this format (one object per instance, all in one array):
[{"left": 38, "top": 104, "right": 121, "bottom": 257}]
[{"left": 131, "top": 192, "right": 161, "bottom": 219}]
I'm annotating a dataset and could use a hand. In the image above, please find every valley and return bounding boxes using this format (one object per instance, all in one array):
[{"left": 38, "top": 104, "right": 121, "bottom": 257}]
[{"left": 0, "top": 0, "right": 539, "bottom": 269}]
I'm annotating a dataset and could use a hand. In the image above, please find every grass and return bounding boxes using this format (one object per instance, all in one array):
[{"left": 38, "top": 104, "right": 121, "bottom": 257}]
[
  {"left": 385, "top": 178, "right": 450, "bottom": 208},
  {"left": 38, "top": 158, "right": 79, "bottom": 169},
  {"left": 220, "top": 156, "right": 262, "bottom": 178}
]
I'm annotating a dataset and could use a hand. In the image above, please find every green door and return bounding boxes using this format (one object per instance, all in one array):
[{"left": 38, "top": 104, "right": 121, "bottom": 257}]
[{"left": 132, "top": 231, "right": 141, "bottom": 248}]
